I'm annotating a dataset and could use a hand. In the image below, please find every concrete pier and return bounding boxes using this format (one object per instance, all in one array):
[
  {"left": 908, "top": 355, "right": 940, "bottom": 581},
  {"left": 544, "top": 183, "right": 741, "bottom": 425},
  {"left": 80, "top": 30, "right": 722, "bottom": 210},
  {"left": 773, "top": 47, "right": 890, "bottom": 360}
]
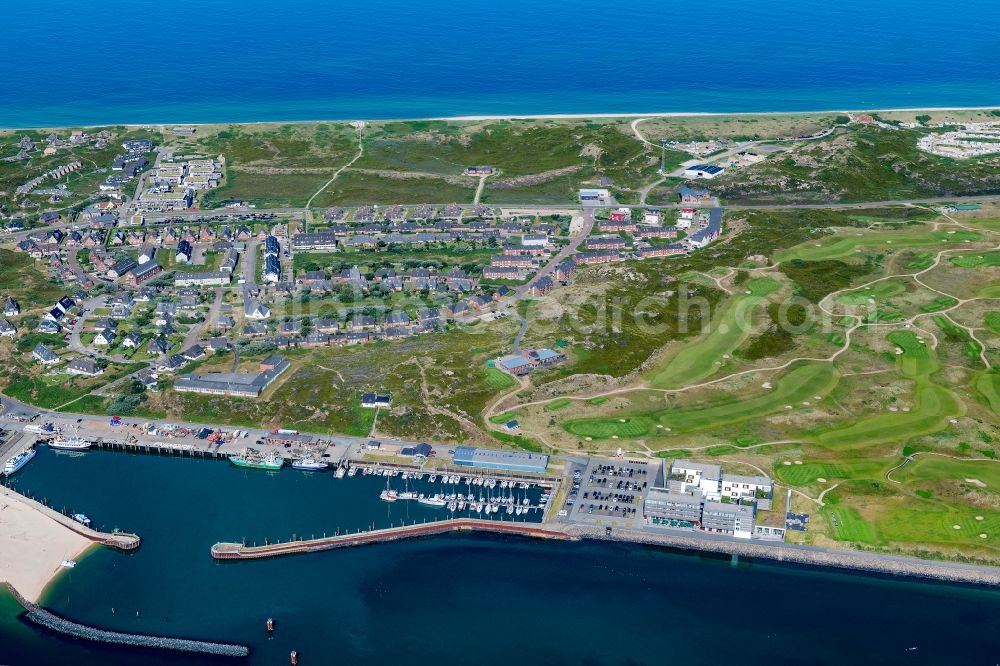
[
  {"left": 6, "top": 584, "right": 249, "bottom": 658},
  {"left": 212, "top": 518, "right": 574, "bottom": 560}
]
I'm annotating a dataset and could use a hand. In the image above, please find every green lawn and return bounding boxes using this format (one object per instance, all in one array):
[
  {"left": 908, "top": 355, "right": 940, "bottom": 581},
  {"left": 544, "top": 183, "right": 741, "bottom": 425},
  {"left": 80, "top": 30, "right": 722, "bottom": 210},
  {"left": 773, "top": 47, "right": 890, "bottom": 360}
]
[{"left": 564, "top": 362, "right": 837, "bottom": 440}]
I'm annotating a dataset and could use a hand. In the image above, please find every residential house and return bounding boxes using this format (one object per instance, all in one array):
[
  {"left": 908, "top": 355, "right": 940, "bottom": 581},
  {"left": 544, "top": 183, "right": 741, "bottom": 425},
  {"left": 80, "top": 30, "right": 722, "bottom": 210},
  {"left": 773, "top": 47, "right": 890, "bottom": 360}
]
[
  {"left": 32, "top": 343, "right": 59, "bottom": 365},
  {"left": 66, "top": 358, "right": 103, "bottom": 377}
]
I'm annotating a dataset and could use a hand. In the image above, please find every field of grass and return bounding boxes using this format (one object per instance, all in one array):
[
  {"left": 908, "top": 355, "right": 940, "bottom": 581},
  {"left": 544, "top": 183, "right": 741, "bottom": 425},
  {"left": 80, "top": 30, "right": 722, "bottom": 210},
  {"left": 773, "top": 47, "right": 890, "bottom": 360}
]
[
  {"left": 836, "top": 278, "right": 907, "bottom": 305},
  {"left": 311, "top": 171, "right": 475, "bottom": 206},
  {"left": 647, "top": 283, "right": 778, "bottom": 389},
  {"left": 985, "top": 312, "right": 1000, "bottom": 334},
  {"left": 0, "top": 249, "right": 70, "bottom": 310},
  {"left": 564, "top": 362, "right": 837, "bottom": 440},
  {"left": 775, "top": 228, "right": 982, "bottom": 263},
  {"left": 484, "top": 368, "right": 515, "bottom": 390},
  {"left": 805, "top": 331, "right": 960, "bottom": 449}
]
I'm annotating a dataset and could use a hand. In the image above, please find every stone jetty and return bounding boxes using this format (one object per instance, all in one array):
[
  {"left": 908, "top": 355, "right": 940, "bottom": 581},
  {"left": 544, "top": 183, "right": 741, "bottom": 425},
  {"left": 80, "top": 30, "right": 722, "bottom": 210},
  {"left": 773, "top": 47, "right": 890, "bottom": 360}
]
[{"left": 7, "top": 584, "right": 249, "bottom": 658}]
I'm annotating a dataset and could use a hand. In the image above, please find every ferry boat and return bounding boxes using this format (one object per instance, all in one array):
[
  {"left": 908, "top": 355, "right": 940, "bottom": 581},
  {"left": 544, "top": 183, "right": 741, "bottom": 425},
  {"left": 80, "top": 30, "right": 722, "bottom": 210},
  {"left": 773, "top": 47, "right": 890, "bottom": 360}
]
[
  {"left": 71, "top": 513, "right": 91, "bottom": 527},
  {"left": 3, "top": 448, "right": 36, "bottom": 476},
  {"left": 48, "top": 437, "right": 91, "bottom": 451},
  {"left": 229, "top": 448, "right": 284, "bottom": 471},
  {"left": 292, "top": 457, "right": 329, "bottom": 471}
]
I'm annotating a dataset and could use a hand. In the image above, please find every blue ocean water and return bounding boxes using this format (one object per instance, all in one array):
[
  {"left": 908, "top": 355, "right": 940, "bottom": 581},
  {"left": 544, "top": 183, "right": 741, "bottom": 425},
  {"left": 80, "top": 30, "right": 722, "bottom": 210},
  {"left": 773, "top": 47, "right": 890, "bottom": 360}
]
[
  {"left": 2, "top": 447, "right": 999, "bottom": 665},
  {"left": 3, "top": 0, "right": 1000, "bottom": 127}
]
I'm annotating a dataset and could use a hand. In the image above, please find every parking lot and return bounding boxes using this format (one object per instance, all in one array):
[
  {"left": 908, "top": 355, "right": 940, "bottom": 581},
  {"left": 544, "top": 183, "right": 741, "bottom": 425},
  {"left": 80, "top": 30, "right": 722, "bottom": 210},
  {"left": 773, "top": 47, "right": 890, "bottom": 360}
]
[{"left": 565, "top": 457, "right": 658, "bottom": 528}]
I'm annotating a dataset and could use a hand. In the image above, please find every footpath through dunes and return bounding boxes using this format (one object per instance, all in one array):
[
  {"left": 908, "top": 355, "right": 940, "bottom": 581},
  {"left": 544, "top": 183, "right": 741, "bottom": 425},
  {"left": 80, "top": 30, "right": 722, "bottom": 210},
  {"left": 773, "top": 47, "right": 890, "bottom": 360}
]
[
  {"left": 562, "top": 362, "right": 837, "bottom": 441},
  {"left": 211, "top": 518, "right": 574, "bottom": 560},
  {"left": 5, "top": 584, "right": 249, "bottom": 658},
  {"left": 0, "top": 486, "right": 140, "bottom": 603},
  {"left": 801, "top": 331, "right": 962, "bottom": 450}
]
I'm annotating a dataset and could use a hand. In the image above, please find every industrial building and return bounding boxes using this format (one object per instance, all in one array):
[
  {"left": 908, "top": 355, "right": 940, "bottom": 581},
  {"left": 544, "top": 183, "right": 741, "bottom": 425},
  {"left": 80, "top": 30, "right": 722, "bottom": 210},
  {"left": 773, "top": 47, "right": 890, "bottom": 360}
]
[
  {"left": 173, "top": 355, "right": 290, "bottom": 397},
  {"left": 452, "top": 446, "right": 549, "bottom": 474}
]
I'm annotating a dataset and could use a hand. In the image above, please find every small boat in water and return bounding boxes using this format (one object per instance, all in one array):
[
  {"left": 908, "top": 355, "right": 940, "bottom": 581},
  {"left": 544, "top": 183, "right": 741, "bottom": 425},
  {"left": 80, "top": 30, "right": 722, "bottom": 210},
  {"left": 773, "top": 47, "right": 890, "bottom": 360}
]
[
  {"left": 292, "top": 457, "right": 329, "bottom": 471},
  {"left": 48, "top": 437, "right": 91, "bottom": 451},
  {"left": 418, "top": 495, "right": 447, "bottom": 507},
  {"left": 60, "top": 560, "right": 76, "bottom": 568},
  {"left": 3, "top": 448, "right": 36, "bottom": 476},
  {"left": 71, "top": 513, "right": 91, "bottom": 527}
]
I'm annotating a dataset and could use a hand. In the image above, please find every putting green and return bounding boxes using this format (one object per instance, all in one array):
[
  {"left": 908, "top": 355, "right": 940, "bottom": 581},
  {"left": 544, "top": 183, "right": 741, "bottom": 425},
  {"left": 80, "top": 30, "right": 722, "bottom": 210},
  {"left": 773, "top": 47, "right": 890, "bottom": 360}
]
[
  {"left": 565, "top": 362, "right": 837, "bottom": 440},
  {"left": 950, "top": 251, "right": 1000, "bottom": 268},
  {"left": 747, "top": 277, "right": 781, "bottom": 296},
  {"left": 836, "top": 279, "right": 907, "bottom": 306},
  {"left": 775, "top": 229, "right": 982, "bottom": 263}
]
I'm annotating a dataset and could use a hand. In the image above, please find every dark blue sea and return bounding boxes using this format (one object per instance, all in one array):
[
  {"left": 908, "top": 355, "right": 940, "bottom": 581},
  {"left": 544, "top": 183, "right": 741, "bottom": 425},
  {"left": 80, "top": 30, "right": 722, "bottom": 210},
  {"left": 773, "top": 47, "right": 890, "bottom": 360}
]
[
  {"left": 1, "top": 447, "right": 999, "bottom": 665},
  {"left": 3, "top": 0, "right": 1000, "bottom": 127}
]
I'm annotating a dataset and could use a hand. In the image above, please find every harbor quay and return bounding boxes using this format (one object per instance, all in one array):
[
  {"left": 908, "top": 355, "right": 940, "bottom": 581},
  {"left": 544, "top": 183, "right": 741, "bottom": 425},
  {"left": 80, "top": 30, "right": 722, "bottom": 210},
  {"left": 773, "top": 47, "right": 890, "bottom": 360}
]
[
  {"left": 211, "top": 518, "right": 574, "bottom": 560},
  {"left": 3, "top": 398, "right": 1000, "bottom": 592}
]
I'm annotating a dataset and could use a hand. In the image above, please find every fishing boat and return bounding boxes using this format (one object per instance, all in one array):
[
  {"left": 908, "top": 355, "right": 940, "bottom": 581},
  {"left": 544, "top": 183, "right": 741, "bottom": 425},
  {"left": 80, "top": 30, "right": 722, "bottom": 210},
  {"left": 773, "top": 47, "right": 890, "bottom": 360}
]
[
  {"left": 229, "top": 448, "right": 284, "bottom": 471},
  {"left": 71, "top": 513, "right": 91, "bottom": 527},
  {"left": 48, "top": 437, "right": 91, "bottom": 451},
  {"left": 3, "top": 448, "right": 36, "bottom": 476},
  {"left": 292, "top": 457, "right": 329, "bottom": 471}
]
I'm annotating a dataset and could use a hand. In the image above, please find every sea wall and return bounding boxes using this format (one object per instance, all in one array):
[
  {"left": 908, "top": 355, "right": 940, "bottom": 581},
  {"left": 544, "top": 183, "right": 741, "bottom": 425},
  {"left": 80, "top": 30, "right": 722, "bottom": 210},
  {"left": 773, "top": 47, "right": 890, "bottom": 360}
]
[
  {"left": 6, "top": 584, "right": 249, "bottom": 658},
  {"left": 566, "top": 525, "right": 1000, "bottom": 587},
  {"left": 212, "top": 518, "right": 574, "bottom": 559}
]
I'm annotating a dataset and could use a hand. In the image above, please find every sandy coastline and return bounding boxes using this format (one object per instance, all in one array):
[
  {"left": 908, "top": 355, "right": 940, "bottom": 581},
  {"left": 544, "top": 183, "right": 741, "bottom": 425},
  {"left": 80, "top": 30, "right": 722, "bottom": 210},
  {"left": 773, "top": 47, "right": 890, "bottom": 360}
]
[
  {"left": 0, "top": 489, "right": 93, "bottom": 603},
  {"left": 2, "top": 105, "right": 1000, "bottom": 132}
]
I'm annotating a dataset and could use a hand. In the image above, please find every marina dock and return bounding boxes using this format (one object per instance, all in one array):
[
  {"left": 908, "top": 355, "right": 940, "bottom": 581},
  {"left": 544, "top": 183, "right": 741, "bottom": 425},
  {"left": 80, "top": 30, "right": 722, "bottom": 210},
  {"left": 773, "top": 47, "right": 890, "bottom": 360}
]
[{"left": 211, "top": 518, "right": 574, "bottom": 560}]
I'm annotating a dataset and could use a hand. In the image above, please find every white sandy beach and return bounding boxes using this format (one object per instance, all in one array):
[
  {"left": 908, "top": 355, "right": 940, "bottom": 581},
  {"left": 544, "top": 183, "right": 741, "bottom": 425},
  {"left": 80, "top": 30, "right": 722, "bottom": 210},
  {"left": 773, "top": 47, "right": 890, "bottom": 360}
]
[
  {"left": 4, "top": 105, "right": 1000, "bottom": 132},
  {"left": 0, "top": 489, "right": 92, "bottom": 603}
]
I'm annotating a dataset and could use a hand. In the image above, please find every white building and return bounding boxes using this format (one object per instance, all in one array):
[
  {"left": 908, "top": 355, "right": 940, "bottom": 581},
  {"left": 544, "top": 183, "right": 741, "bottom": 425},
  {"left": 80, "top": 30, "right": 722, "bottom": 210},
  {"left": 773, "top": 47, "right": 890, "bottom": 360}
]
[
  {"left": 682, "top": 164, "right": 725, "bottom": 179},
  {"left": 669, "top": 460, "right": 722, "bottom": 501},
  {"left": 721, "top": 473, "right": 773, "bottom": 502}
]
